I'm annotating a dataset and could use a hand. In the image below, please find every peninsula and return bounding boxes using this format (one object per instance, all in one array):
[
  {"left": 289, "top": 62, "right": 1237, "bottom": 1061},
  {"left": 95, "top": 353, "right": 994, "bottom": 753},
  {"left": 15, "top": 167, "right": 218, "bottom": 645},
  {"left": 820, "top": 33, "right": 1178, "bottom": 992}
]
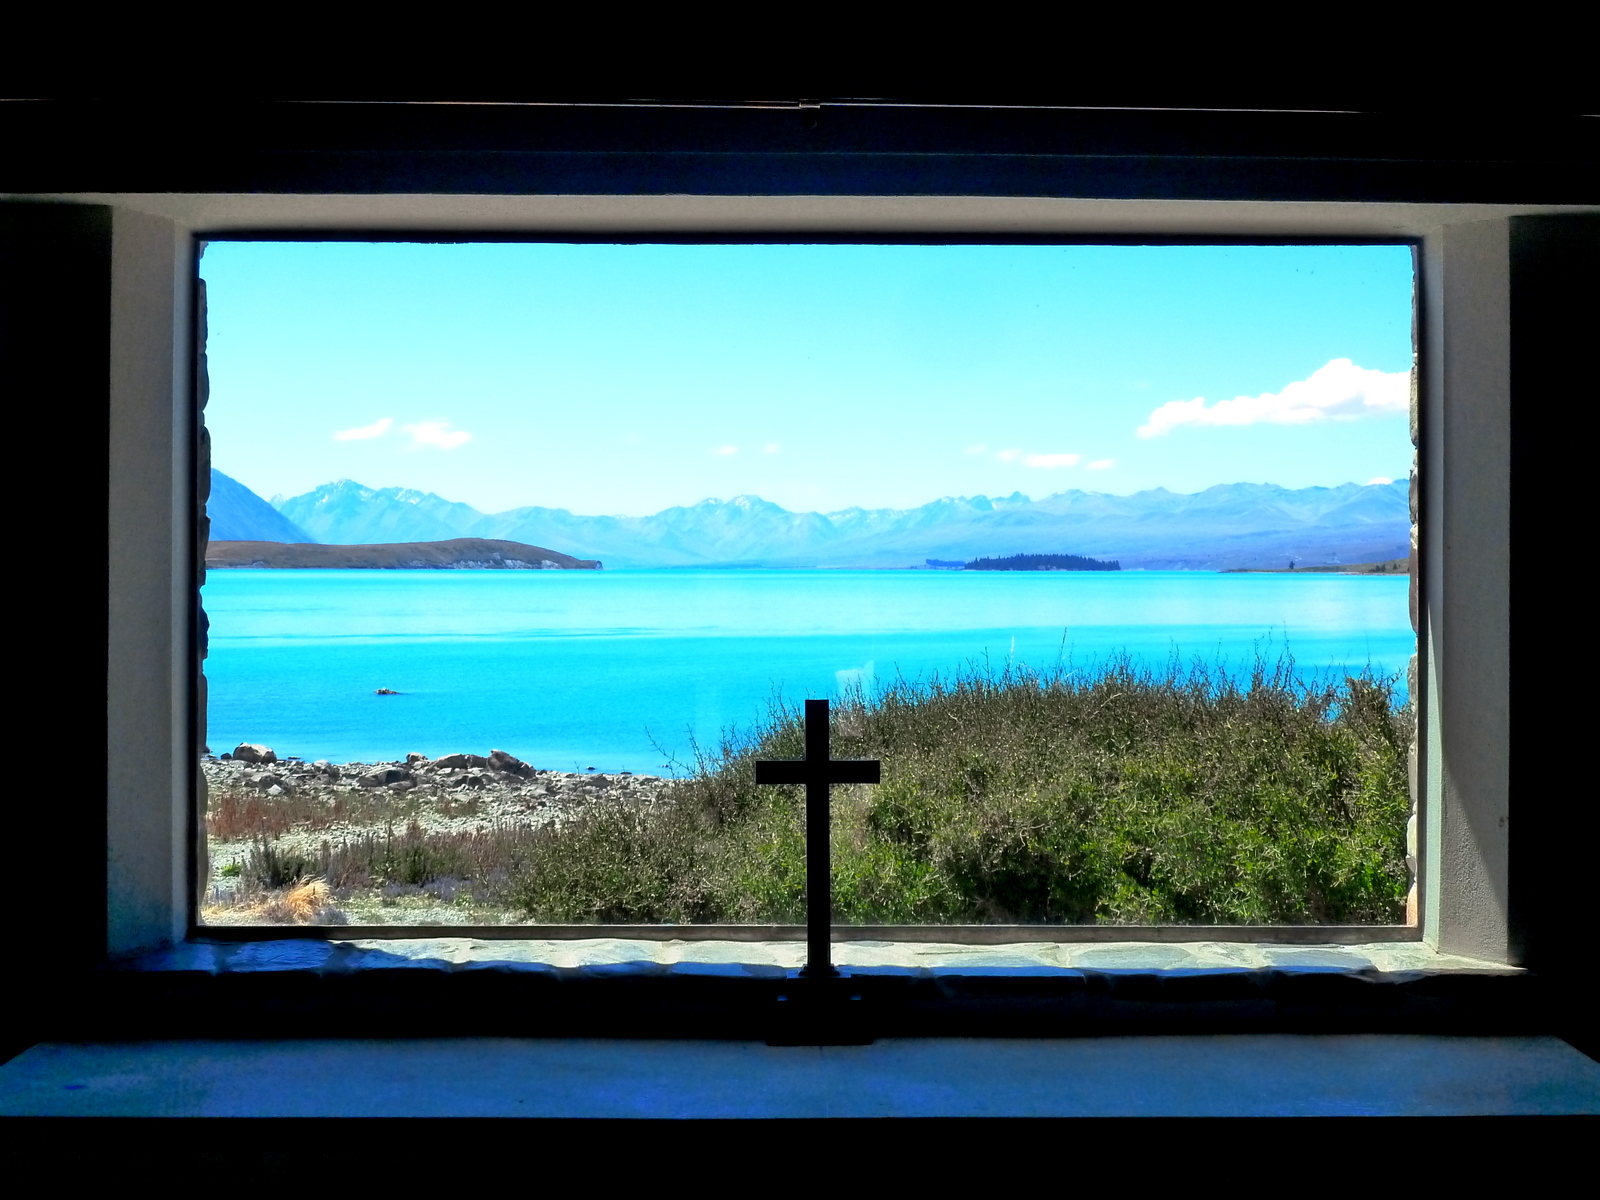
[
  {"left": 206, "top": 538, "right": 602, "bottom": 570},
  {"left": 1223, "top": 557, "right": 1408, "bottom": 575}
]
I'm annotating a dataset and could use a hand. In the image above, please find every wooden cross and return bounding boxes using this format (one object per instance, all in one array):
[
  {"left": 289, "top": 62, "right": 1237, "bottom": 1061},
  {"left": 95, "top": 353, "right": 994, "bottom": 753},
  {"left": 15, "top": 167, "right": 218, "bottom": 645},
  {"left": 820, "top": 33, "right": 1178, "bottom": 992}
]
[{"left": 755, "top": 698, "right": 880, "bottom": 977}]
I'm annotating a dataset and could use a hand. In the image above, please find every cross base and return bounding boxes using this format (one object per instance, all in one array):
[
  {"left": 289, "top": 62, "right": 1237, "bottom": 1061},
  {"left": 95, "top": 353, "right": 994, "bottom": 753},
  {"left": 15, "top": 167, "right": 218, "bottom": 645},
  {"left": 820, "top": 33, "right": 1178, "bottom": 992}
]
[{"left": 766, "top": 974, "right": 875, "bottom": 1047}]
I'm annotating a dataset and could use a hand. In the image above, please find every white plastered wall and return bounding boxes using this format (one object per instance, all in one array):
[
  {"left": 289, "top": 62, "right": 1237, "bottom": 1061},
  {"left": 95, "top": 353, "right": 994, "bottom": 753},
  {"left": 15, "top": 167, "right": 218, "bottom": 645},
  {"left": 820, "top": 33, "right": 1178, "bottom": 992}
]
[
  {"left": 1420, "top": 219, "right": 1512, "bottom": 960},
  {"left": 107, "top": 208, "right": 192, "bottom": 955},
  {"left": 80, "top": 193, "right": 1563, "bottom": 960}
]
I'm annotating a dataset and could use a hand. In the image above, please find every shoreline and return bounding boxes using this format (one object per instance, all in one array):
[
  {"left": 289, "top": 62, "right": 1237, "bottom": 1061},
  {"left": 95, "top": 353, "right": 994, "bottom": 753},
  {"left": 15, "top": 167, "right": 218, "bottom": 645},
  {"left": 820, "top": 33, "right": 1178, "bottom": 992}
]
[
  {"left": 1223, "top": 557, "right": 1409, "bottom": 575},
  {"left": 201, "top": 749, "right": 672, "bottom": 926}
]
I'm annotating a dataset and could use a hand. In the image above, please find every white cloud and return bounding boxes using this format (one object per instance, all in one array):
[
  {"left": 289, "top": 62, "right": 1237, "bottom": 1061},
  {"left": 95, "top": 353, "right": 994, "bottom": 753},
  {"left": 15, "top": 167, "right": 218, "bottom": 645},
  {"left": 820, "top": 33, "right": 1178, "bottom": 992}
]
[
  {"left": 995, "top": 448, "right": 1022, "bottom": 462},
  {"left": 712, "top": 445, "right": 740, "bottom": 457},
  {"left": 1024, "top": 453, "right": 1081, "bottom": 469},
  {"left": 763, "top": 443, "right": 780, "bottom": 455},
  {"left": 333, "top": 417, "right": 393, "bottom": 441},
  {"left": 1088, "top": 458, "right": 1116, "bottom": 470},
  {"left": 1136, "top": 359, "right": 1411, "bottom": 438},
  {"left": 402, "top": 420, "right": 471, "bottom": 449},
  {"left": 1367, "top": 476, "right": 1394, "bottom": 485},
  {"left": 965, "top": 444, "right": 988, "bottom": 455}
]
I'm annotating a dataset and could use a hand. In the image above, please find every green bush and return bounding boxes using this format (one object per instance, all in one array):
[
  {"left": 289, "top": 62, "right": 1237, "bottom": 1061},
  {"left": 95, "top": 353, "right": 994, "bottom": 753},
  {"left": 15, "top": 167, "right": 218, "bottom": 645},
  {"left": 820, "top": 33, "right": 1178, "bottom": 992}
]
[{"left": 497, "top": 655, "right": 1411, "bottom": 926}]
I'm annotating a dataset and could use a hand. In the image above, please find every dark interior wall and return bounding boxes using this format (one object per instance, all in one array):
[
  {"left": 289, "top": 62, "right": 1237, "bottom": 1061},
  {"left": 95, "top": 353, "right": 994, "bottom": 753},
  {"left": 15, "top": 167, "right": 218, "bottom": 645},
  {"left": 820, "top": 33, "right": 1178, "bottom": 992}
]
[
  {"left": 0, "top": 202, "right": 111, "bottom": 1057},
  {"left": 1508, "top": 213, "right": 1600, "bottom": 1054},
  {"left": 2, "top": 101, "right": 1596, "bottom": 202},
  {"left": 0, "top": 105, "right": 1594, "bottom": 1058}
]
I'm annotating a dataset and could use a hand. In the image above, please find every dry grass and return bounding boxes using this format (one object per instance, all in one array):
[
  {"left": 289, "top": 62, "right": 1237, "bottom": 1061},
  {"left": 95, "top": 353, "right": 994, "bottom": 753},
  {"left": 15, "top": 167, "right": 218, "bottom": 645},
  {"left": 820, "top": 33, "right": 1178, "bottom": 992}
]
[
  {"left": 221, "top": 879, "right": 341, "bottom": 925},
  {"left": 206, "top": 785, "right": 425, "bottom": 841}
]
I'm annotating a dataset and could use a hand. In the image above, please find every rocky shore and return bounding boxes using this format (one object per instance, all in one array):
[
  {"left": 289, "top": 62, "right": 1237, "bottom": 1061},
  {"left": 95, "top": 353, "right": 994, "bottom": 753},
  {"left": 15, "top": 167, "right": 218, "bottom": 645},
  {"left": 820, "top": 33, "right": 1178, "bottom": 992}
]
[
  {"left": 202, "top": 743, "right": 674, "bottom": 924},
  {"left": 207, "top": 742, "right": 667, "bottom": 815},
  {"left": 205, "top": 537, "right": 602, "bottom": 570}
]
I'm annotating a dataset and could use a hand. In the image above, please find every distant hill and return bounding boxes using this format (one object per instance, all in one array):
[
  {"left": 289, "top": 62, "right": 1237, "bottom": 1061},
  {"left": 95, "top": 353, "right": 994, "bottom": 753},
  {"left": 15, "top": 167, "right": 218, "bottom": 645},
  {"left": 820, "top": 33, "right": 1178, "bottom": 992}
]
[
  {"left": 206, "top": 538, "right": 601, "bottom": 570},
  {"left": 208, "top": 470, "right": 315, "bottom": 543},
  {"left": 267, "top": 477, "right": 1411, "bottom": 571}
]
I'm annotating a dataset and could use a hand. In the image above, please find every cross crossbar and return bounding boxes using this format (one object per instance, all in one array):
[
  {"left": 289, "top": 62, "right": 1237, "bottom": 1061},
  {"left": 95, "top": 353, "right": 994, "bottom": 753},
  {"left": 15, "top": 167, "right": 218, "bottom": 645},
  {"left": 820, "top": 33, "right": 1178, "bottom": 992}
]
[{"left": 754, "top": 698, "right": 881, "bottom": 976}]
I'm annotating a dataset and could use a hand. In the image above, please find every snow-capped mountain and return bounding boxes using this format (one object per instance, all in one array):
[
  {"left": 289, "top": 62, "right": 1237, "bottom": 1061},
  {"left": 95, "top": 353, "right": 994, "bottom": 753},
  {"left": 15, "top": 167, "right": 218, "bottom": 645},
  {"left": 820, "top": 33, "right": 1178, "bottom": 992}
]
[{"left": 261, "top": 477, "right": 1410, "bottom": 570}]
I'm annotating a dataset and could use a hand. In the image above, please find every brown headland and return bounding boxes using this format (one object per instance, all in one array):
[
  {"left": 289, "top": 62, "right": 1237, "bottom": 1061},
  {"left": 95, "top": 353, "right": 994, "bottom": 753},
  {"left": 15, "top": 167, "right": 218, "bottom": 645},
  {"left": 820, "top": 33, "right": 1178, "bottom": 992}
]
[
  {"left": 206, "top": 538, "right": 602, "bottom": 570},
  {"left": 1224, "top": 557, "right": 1409, "bottom": 575}
]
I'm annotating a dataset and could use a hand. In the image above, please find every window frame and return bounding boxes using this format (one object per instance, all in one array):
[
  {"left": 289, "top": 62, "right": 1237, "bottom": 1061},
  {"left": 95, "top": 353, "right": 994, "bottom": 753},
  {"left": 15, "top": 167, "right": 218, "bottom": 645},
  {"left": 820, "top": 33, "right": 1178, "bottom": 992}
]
[
  {"left": 86, "top": 193, "right": 1530, "bottom": 964},
  {"left": 189, "top": 226, "right": 1430, "bottom": 946},
  {"left": 4, "top": 98, "right": 1581, "bottom": 1021}
]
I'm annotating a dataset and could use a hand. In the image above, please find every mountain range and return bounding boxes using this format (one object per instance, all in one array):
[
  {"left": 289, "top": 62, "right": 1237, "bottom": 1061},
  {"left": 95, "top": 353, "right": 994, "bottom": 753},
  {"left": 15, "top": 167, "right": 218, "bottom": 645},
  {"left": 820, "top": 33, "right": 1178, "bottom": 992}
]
[
  {"left": 208, "top": 470, "right": 314, "bottom": 543},
  {"left": 235, "top": 472, "right": 1410, "bottom": 571}
]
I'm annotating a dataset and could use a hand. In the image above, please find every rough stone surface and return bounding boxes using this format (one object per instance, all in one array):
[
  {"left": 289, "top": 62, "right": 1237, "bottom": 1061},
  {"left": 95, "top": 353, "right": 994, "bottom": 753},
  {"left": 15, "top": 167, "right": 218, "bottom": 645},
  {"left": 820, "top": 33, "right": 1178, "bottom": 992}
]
[
  {"left": 434, "top": 753, "right": 487, "bottom": 770},
  {"left": 488, "top": 749, "right": 533, "bottom": 778},
  {"left": 358, "top": 765, "right": 412, "bottom": 788},
  {"left": 232, "top": 743, "right": 276, "bottom": 765}
]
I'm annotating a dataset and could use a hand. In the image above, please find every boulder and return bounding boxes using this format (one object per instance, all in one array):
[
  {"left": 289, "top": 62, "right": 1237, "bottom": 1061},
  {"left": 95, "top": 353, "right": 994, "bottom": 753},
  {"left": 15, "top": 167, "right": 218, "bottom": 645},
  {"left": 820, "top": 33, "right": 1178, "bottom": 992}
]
[
  {"left": 245, "top": 772, "right": 285, "bottom": 791},
  {"left": 358, "top": 765, "right": 413, "bottom": 789},
  {"left": 434, "top": 753, "right": 488, "bottom": 770},
  {"left": 233, "top": 743, "right": 276, "bottom": 765},
  {"left": 488, "top": 749, "right": 534, "bottom": 778},
  {"left": 406, "top": 752, "right": 429, "bottom": 766}
]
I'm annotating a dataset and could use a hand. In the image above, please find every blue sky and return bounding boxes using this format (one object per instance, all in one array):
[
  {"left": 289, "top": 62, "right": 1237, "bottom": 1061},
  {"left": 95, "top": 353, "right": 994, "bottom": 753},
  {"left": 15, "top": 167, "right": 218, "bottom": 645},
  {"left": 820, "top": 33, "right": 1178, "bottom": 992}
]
[{"left": 202, "top": 241, "right": 1414, "bottom": 515}]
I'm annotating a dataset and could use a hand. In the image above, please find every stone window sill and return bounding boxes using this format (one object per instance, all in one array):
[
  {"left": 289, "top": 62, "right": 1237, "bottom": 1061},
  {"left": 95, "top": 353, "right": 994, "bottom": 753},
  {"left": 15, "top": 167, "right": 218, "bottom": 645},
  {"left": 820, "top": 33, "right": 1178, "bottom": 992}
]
[
  {"left": 4, "top": 1034, "right": 1597, "bottom": 1118},
  {"left": 59, "top": 934, "right": 1534, "bottom": 1046},
  {"left": 131, "top": 935, "right": 1510, "bottom": 979}
]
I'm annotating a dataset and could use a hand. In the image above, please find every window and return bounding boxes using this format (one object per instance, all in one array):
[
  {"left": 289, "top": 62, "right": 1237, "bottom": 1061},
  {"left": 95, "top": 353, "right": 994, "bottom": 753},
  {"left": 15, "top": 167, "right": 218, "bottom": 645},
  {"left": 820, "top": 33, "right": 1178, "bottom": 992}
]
[
  {"left": 96, "top": 195, "right": 1524, "bottom": 966},
  {"left": 14, "top": 100, "right": 1572, "bottom": 992},
  {"left": 194, "top": 238, "right": 1421, "bottom": 937}
]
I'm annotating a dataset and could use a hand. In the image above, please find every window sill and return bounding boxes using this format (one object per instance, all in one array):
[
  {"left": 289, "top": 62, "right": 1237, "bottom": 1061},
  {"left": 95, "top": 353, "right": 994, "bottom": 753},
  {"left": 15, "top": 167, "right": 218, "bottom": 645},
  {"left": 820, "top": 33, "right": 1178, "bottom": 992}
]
[
  {"left": 139, "top": 934, "right": 1503, "bottom": 978},
  {"left": 49, "top": 934, "right": 1537, "bottom": 1047},
  {"left": 4, "top": 1034, "right": 1597, "bottom": 1118}
]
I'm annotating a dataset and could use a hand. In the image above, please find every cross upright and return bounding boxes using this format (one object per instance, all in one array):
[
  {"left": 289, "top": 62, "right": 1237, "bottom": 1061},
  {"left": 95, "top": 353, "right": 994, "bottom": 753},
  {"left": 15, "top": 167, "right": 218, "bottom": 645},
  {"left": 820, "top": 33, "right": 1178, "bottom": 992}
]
[{"left": 755, "top": 698, "right": 880, "bottom": 977}]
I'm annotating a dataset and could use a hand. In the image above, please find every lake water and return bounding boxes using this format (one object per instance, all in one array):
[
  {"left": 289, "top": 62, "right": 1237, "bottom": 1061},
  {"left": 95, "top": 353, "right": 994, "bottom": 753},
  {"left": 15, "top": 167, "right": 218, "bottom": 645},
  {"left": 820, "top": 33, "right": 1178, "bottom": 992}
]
[{"left": 202, "top": 569, "right": 1413, "bottom": 774}]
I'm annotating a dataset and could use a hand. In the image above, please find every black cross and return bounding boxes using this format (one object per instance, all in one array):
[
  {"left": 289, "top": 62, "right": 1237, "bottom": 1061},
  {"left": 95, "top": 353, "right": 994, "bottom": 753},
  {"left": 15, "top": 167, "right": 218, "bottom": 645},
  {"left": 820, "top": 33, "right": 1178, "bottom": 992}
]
[{"left": 755, "top": 698, "right": 880, "bottom": 977}]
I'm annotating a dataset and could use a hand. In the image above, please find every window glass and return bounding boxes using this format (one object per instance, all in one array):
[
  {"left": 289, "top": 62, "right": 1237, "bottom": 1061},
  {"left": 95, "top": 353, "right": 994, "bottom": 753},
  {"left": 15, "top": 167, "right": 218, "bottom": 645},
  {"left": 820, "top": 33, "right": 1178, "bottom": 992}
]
[{"left": 197, "top": 242, "right": 1416, "bottom": 929}]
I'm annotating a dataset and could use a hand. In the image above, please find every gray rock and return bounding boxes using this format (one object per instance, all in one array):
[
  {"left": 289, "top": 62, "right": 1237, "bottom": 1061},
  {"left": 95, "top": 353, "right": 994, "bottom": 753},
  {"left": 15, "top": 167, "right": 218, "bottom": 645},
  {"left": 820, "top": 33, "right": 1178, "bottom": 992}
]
[
  {"left": 232, "top": 743, "right": 276, "bottom": 764},
  {"left": 358, "top": 765, "right": 413, "bottom": 788},
  {"left": 434, "top": 753, "right": 488, "bottom": 770},
  {"left": 406, "top": 752, "right": 429, "bottom": 766},
  {"left": 245, "top": 772, "right": 284, "bottom": 791},
  {"left": 488, "top": 749, "right": 534, "bottom": 778}
]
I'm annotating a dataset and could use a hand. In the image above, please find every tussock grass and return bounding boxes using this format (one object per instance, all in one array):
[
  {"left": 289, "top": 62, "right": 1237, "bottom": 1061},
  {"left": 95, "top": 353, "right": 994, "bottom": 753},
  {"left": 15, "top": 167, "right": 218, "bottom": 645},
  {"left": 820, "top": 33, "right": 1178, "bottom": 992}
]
[
  {"left": 221, "top": 878, "right": 339, "bottom": 925},
  {"left": 499, "top": 655, "right": 1412, "bottom": 926},
  {"left": 207, "top": 786, "right": 423, "bottom": 842}
]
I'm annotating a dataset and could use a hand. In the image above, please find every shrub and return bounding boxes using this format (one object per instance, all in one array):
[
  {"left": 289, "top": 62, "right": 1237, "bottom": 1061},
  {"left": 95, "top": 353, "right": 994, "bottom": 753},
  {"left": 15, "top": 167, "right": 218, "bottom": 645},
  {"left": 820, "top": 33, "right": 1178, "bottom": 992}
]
[{"left": 498, "top": 654, "right": 1411, "bottom": 926}]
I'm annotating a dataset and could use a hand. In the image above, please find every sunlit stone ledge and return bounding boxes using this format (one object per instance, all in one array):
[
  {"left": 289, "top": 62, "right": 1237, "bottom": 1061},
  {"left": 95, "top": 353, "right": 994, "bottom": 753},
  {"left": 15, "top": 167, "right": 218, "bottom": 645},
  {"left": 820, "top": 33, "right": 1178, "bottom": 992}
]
[{"left": 121, "top": 937, "right": 1513, "bottom": 977}]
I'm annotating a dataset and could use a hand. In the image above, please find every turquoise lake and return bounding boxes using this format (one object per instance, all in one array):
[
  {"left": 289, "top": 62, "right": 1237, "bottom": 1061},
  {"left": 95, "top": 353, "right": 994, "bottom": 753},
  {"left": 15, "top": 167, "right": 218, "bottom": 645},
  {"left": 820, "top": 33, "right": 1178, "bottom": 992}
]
[{"left": 202, "top": 569, "right": 1413, "bottom": 774}]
